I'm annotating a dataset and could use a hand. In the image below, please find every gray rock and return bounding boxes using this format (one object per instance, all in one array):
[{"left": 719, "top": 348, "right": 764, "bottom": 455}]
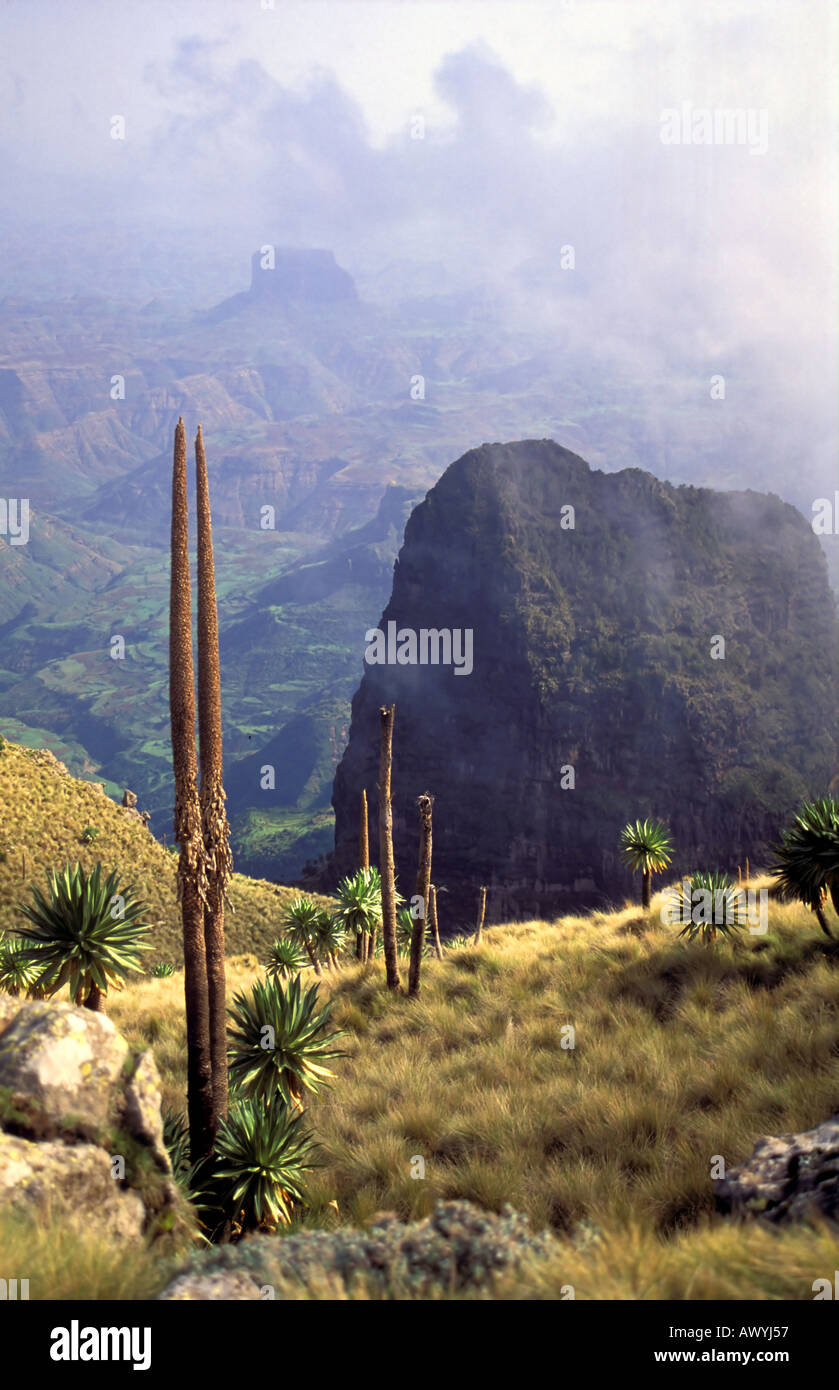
[
  {"left": 0, "top": 1131, "right": 146, "bottom": 1241},
  {"left": 157, "top": 1199, "right": 558, "bottom": 1300},
  {"left": 121, "top": 1050, "right": 173, "bottom": 1177},
  {"left": 715, "top": 1115, "right": 839, "bottom": 1223},
  {"left": 0, "top": 997, "right": 182, "bottom": 1242},
  {"left": 159, "top": 1271, "right": 263, "bottom": 1301},
  {"left": 0, "top": 1001, "right": 129, "bottom": 1131}
]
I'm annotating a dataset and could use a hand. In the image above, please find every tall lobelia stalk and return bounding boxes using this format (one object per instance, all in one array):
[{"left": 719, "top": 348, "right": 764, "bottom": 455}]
[
  {"left": 357, "top": 789, "right": 369, "bottom": 959},
  {"left": 474, "top": 885, "right": 487, "bottom": 945},
  {"left": 359, "top": 788, "right": 370, "bottom": 868},
  {"left": 378, "top": 705, "right": 401, "bottom": 990},
  {"left": 429, "top": 882, "right": 443, "bottom": 961},
  {"left": 410, "top": 792, "right": 434, "bottom": 996},
  {"left": 195, "top": 424, "right": 232, "bottom": 1130},
  {"left": 169, "top": 417, "right": 214, "bottom": 1161}
]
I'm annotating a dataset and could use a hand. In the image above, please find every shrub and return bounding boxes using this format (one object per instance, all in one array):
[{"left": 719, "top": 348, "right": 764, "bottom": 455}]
[
  {"left": 313, "top": 911, "right": 347, "bottom": 966},
  {"left": 214, "top": 1096, "right": 319, "bottom": 1234},
  {"left": 333, "top": 867, "right": 384, "bottom": 950},
  {"left": 266, "top": 936, "right": 308, "bottom": 981},
  {"left": 15, "top": 862, "right": 152, "bottom": 1009},
  {"left": 0, "top": 933, "right": 46, "bottom": 996},
  {"left": 620, "top": 819, "right": 674, "bottom": 908},
  {"left": 771, "top": 797, "right": 839, "bottom": 936},
  {"left": 674, "top": 870, "right": 744, "bottom": 947},
  {"left": 284, "top": 897, "right": 323, "bottom": 972},
  {"left": 227, "top": 974, "right": 344, "bottom": 1107},
  {"left": 177, "top": 1199, "right": 557, "bottom": 1296},
  {"left": 397, "top": 906, "right": 428, "bottom": 957},
  {"left": 163, "top": 1108, "right": 192, "bottom": 1183}
]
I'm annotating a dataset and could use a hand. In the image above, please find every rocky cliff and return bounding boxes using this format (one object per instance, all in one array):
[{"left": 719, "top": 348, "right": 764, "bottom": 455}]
[{"left": 331, "top": 440, "right": 839, "bottom": 925}]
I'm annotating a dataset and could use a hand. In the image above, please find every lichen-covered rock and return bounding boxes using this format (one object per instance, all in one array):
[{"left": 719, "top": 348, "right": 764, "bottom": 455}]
[
  {"left": 0, "top": 1131, "right": 146, "bottom": 1241},
  {"left": 158, "top": 1199, "right": 558, "bottom": 1300},
  {"left": 122, "top": 1050, "right": 168, "bottom": 1167},
  {"left": 161, "top": 1271, "right": 264, "bottom": 1301},
  {"left": 0, "top": 996, "right": 180, "bottom": 1242},
  {"left": 0, "top": 1001, "right": 129, "bottom": 1131},
  {"left": 714, "top": 1116, "right": 839, "bottom": 1224}
]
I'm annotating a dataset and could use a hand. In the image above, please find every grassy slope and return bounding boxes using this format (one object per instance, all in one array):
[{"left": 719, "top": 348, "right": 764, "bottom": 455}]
[
  {"left": 0, "top": 739, "right": 332, "bottom": 965},
  {"left": 91, "top": 886, "right": 839, "bottom": 1299},
  {"left": 3, "top": 733, "right": 839, "bottom": 1297}
]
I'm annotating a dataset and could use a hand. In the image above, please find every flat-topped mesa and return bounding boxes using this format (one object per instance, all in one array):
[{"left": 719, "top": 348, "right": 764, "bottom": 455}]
[
  {"left": 249, "top": 247, "right": 358, "bottom": 305},
  {"left": 331, "top": 438, "right": 839, "bottom": 928}
]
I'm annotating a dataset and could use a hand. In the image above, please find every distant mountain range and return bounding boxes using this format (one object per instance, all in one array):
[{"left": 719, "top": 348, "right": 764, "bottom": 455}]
[{"left": 1, "top": 247, "right": 836, "bottom": 882}]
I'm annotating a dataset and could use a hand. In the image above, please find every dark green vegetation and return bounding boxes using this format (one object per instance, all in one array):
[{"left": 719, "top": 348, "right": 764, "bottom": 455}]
[
  {"left": 226, "top": 974, "right": 343, "bottom": 1109},
  {"left": 673, "top": 870, "right": 744, "bottom": 947},
  {"left": 771, "top": 795, "right": 839, "bottom": 938},
  {"left": 333, "top": 440, "right": 839, "bottom": 923},
  {"left": 620, "top": 818, "right": 674, "bottom": 910}
]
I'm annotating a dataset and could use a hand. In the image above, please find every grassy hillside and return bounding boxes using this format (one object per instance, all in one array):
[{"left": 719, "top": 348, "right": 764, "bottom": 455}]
[
  {"left": 0, "top": 738, "right": 332, "bottom": 965},
  {"left": 82, "top": 884, "right": 839, "bottom": 1299},
  {"left": 4, "top": 737, "right": 839, "bottom": 1298}
]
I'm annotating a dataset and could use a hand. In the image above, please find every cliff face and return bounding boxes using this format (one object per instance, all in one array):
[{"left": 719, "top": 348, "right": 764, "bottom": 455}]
[{"left": 331, "top": 440, "right": 839, "bottom": 927}]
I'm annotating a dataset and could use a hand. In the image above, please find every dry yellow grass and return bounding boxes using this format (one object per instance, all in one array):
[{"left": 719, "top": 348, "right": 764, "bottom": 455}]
[
  {"left": 4, "top": 747, "right": 839, "bottom": 1300},
  {"left": 0, "top": 739, "right": 332, "bottom": 965},
  {"left": 295, "top": 898, "right": 839, "bottom": 1238},
  {"left": 99, "top": 885, "right": 839, "bottom": 1298},
  {"left": 0, "top": 1203, "right": 177, "bottom": 1301}
]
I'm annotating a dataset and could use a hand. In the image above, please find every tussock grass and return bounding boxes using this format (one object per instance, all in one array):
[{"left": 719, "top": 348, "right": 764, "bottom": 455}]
[
  {"left": 5, "top": 831, "right": 839, "bottom": 1299},
  {"left": 0, "top": 1205, "right": 178, "bottom": 1301},
  {"left": 281, "top": 896, "right": 839, "bottom": 1239},
  {"left": 507, "top": 1217, "right": 839, "bottom": 1301}
]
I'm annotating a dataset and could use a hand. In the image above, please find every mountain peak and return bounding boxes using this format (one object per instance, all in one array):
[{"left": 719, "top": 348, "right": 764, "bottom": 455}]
[{"left": 248, "top": 247, "right": 358, "bottom": 305}]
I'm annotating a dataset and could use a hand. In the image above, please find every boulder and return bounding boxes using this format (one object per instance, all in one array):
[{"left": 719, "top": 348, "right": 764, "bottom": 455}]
[
  {"left": 122, "top": 1048, "right": 170, "bottom": 1171},
  {"left": 0, "top": 1132, "right": 146, "bottom": 1242},
  {"left": 0, "top": 1001, "right": 129, "bottom": 1132},
  {"left": 160, "top": 1271, "right": 263, "bottom": 1301},
  {"left": 714, "top": 1116, "right": 839, "bottom": 1223},
  {"left": 158, "top": 1199, "right": 557, "bottom": 1300},
  {"left": 0, "top": 996, "right": 180, "bottom": 1240},
  {"left": 121, "top": 789, "right": 151, "bottom": 829}
]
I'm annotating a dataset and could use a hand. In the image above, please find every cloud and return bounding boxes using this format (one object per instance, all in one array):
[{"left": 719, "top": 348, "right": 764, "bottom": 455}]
[{"left": 0, "top": 2, "right": 834, "bottom": 507}]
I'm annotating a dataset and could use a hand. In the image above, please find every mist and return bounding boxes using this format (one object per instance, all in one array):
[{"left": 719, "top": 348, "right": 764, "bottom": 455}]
[{"left": 0, "top": 0, "right": 836, "bottom": 516}]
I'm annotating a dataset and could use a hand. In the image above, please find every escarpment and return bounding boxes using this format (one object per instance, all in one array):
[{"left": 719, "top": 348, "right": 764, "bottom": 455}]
[{"left": 332, "top": 439, "right": 839, "bottom": 926}]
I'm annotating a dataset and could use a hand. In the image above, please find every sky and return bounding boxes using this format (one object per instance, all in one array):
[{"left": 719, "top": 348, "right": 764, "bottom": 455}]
[{"left": 0, "top": 0, "right": 836, "bottom": 506}]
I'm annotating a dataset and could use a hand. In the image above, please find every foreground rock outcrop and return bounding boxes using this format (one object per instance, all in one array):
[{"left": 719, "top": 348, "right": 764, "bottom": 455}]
[
  {"left": 332, "top": 440, "right": 839, "bottom": 923},
  {"left": 0, "top": 995, "right": 180, "bottom": 1241},
  {"left": 714, "top": 1116, "right": 839, "bottom": 1224},
  {"left": 159, "top": 1199, "right": 557, "bottom": 1300}
]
